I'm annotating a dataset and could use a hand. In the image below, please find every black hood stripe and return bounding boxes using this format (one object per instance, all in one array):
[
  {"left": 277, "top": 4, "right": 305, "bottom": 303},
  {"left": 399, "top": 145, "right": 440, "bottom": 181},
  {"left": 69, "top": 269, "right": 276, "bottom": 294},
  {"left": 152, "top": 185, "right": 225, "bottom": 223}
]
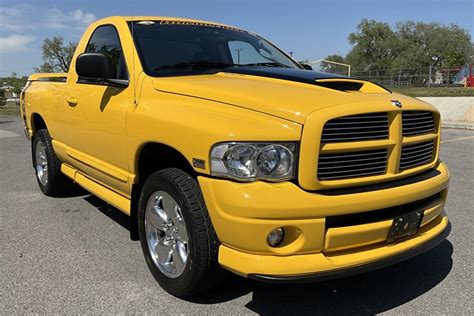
[{"left": 222, "top": 67, "right": 349, "bottom": 85}]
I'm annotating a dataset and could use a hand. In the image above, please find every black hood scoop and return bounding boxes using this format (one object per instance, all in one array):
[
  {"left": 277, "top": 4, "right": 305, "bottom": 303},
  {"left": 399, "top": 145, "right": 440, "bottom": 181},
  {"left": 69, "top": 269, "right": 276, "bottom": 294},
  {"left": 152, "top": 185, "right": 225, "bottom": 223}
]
[{"left": 315, "top": 80, "right": 364, "bottom": 91}]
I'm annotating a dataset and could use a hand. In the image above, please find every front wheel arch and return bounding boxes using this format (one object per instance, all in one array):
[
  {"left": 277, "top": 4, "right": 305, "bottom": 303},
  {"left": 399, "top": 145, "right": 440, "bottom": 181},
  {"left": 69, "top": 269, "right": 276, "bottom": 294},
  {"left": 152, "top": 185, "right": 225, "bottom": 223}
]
[{"left": 130, "top": 142, "right": 198, "bottom": 240}]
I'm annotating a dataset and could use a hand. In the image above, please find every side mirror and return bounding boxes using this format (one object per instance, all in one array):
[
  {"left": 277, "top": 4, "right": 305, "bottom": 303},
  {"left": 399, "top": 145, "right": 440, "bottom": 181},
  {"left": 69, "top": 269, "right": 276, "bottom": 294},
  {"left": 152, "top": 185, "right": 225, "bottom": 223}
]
[
  {"left": 301, "top": 64, "right": 313, "bottom": 70},
  {"left": 76, "top": 53, "right": 114, "bottom": 79},
  {"left": 76, "top": 53, "right": 128, "bottom": 87}
]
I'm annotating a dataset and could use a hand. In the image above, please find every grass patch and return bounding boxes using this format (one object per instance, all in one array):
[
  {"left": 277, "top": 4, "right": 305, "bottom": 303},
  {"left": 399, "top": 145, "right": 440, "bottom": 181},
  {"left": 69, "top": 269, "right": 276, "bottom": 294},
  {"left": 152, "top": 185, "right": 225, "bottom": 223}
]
[
  {"left": 0, "top": 105, "right": 20, "bottom": 116},
  {"left": 391, "top": 87, "right": 474, "bottom": 97}
]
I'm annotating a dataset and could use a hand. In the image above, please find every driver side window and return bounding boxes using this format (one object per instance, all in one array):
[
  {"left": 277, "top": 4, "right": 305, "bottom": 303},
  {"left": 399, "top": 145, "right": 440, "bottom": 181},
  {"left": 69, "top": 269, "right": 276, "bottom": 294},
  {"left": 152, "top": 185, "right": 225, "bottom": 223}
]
[{"left": 83, "top": 25, "right": 128, "bottom": 82}]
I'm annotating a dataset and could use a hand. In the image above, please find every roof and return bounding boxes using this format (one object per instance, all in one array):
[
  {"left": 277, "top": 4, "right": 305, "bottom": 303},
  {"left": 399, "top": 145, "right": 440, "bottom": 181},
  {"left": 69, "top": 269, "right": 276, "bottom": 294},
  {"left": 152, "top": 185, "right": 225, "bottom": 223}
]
[{"left": 99, "top": 16, "right": 240, "bottom": 30}]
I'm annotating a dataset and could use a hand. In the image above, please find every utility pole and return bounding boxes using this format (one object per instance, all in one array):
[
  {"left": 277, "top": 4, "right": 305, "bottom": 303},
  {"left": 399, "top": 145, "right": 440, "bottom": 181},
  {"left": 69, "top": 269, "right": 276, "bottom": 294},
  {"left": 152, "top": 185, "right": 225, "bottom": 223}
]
[{"left": 235, "top": 48, "right": 244, "bottom": 64}]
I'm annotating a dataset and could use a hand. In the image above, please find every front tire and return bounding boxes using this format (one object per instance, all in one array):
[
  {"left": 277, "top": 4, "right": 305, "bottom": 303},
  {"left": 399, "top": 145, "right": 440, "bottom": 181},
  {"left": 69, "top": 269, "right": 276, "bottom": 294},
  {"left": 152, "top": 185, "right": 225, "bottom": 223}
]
[
  {"left": 138, "top": 168, "right": 223, "bottom": 297},
  {"left": 32, "top": 129, "right": 72, "bottom": 196}
]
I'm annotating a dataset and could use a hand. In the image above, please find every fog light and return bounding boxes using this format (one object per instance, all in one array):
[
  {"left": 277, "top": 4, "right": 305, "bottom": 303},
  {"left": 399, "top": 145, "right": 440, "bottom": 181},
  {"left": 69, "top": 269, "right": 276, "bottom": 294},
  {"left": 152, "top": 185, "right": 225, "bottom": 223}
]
[{"left": 267, "top": 227, "right": 285, "bottom": 247}]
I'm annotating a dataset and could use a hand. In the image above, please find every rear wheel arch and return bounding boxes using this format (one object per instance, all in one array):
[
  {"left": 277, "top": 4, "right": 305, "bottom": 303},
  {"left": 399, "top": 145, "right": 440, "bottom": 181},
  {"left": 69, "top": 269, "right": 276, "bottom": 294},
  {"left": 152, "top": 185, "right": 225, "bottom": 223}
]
[
  {"left": 31, "top": 113, "right": 47, "bottom": 135},
  {"left": 30, "top": 113, "right": 48, "bottom": 167},
  {"left": 32, "top": 129, "right": 73, "bottom": 196},
  {"left": 130, "top": 142, "right": 198, "bottom": 240}
]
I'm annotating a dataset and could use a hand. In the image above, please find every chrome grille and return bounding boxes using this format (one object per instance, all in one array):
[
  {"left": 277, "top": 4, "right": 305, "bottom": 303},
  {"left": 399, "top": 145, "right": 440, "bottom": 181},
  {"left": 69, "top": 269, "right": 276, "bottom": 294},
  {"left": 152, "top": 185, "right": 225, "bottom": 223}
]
[
  {"left": 321, "top": 113, "right": 389, "bottom": 142},
  {"left": 402, "top": 111, "right": 435, "bottom": 136},
  {"left": 318, "top": 149, "right": 388, "bottom": 180},
  {"left": 400, "top": 141, "right": 434, "bottom": 170}
]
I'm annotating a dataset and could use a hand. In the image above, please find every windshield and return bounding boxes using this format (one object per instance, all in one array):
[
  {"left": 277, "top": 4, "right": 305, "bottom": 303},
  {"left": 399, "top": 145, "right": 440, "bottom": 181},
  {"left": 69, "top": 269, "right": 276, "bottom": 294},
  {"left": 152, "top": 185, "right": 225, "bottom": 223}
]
[{"left": 129, "top": 20, "right": 300, "bottom": 76}]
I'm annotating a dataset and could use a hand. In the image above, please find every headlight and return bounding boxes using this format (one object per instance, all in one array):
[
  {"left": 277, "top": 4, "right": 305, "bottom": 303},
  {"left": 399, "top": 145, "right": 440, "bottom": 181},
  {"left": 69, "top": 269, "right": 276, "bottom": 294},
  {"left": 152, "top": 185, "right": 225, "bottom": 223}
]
[{"left": 210, "top": 142, "right": 296, "bottom": 181}]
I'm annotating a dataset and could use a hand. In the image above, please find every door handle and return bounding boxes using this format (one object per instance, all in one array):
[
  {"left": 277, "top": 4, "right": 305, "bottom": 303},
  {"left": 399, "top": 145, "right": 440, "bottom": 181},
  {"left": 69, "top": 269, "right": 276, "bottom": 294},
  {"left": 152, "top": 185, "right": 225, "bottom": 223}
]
[{"left": 66, "top": 98, "right": 78, "bottom": 106}]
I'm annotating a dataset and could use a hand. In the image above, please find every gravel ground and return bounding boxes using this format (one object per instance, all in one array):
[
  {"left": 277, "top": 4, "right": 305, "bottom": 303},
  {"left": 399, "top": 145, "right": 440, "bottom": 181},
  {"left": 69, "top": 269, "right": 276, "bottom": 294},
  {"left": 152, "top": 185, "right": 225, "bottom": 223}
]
[{"left": 1, "top": 117, "right": 473, "bottom": 315}]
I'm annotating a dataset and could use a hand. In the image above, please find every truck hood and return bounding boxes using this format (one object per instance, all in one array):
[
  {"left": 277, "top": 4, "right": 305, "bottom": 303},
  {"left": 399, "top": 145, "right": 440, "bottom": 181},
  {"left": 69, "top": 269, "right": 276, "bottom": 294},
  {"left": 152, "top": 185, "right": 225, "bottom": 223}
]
[{"left": 152, "top": 67, "right": 409, "bottom": 124}]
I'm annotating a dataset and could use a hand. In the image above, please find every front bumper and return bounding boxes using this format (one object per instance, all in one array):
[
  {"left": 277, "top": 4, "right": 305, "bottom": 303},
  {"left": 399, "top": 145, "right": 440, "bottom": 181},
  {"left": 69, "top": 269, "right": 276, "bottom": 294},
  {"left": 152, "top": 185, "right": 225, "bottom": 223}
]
[
  {"left": 198, "top": 161, "right": 450, "bottom": 278},
  {"left": 250, "top": 220, "right": 450, "bottom": 283}
]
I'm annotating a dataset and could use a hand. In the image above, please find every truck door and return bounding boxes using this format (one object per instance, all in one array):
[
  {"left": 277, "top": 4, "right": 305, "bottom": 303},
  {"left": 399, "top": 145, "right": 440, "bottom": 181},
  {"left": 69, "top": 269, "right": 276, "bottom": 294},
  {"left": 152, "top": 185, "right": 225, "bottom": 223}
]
[{"left": 64, "top": 24, "right": 133, "bottom": 197}]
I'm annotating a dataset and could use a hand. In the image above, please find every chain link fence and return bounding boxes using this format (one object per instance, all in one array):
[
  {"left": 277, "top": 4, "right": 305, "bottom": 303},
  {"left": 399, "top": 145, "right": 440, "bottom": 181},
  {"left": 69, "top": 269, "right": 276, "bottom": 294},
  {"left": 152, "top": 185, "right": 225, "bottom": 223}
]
[
  {"left": 350, "top": 66, "right": 468, "bottom": 88},
  {"left": 310, "top": 60, "right": 472, "bottom": 88}
]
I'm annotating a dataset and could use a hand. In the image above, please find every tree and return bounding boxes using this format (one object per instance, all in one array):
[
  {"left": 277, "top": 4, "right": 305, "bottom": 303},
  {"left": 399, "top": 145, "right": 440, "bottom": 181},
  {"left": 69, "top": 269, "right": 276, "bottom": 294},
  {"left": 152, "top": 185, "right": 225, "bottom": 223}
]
[
  {"left": 5, "top": 72, "right": 27, "bottom": 95},
  {"left": 34, "top": 37, "right": 78, "bottom": 73},
  {"left": 345, "top": 19, "right": 400, "bottom": 72},
  {"left": 394, "top": 21, "right": 472, "bottom": 69},
  {"left": 343, "top": 20, "right": 473, "bottom": 73},
  {"left": 0, "top": 89, "right": 6, "bottom": 107},
  {"left": 320, "top": 54, "right": 348, "bottom": 74}
]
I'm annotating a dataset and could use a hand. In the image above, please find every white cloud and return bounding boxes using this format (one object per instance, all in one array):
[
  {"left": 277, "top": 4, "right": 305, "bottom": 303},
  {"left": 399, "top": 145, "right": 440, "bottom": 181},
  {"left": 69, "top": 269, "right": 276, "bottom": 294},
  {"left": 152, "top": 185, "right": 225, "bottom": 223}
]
[
  {"left": 0, "top": 34, "right": 35, "bottom": 53},
  {"left": 72, "top": 10, "right": 96, "bottom": 25},
  {"left": 0, "top": 5, "right": 96, "bottom": 32},
  {"left": 42, "top": 8, "right": 96, "bottom": 30},
  {"left": 0, "top": 5, "right": 96, "bottom": 75}
]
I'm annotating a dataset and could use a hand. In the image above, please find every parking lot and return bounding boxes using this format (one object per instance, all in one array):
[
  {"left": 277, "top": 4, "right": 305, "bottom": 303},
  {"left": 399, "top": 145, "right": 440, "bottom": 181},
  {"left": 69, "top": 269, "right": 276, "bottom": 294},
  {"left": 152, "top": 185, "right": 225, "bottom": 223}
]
[{"left": 1, "top": 116, "right": 473, "bottom": 314}]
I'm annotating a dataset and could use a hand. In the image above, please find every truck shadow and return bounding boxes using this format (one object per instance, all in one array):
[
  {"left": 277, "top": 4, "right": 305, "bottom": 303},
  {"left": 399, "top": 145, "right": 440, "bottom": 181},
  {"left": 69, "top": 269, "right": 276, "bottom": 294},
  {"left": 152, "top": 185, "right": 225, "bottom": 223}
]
[
  {"left": 100, "top": 86, "right": 124, "bottom": 112},
  {"left": 83, "top": 195, "right": 131, "bottom": 231},
  {"left": 80, "top": 196, "right": 453, "bottom": 314},
  {"left": 192, "top": 240, "right": 453, "bottom": 314}
]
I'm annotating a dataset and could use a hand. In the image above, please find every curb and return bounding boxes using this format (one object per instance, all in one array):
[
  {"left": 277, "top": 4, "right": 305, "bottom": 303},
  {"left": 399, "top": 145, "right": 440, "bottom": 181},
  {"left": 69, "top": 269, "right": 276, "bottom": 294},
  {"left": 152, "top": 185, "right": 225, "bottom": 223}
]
[{"left": 441, "top": 121, "right": 474, "bottom": 130}]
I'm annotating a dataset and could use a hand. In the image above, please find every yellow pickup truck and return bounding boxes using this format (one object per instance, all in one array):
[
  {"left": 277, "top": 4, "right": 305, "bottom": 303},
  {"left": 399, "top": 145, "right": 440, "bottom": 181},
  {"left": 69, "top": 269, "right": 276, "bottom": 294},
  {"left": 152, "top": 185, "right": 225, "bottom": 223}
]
[{"left": 21, "top": 16, "right": 451, "bottom": 297}]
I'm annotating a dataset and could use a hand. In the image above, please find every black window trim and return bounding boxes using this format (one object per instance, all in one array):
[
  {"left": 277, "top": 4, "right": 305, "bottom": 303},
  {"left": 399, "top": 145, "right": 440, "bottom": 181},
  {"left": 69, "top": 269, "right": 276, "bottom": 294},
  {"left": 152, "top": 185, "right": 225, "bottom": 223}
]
[{"left": 77, "top": 23, "right": 130, "bottom": 87}]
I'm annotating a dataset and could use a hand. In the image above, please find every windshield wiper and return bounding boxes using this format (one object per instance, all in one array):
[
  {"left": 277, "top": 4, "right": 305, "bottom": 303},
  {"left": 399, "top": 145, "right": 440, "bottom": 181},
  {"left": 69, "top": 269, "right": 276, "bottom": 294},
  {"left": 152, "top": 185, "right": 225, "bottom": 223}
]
[
  {"left": 240, "top": 62, "right": 291, "bottom": 68},
  {"left": 153, "top": 61, "right": 237, "bottom": 71}
]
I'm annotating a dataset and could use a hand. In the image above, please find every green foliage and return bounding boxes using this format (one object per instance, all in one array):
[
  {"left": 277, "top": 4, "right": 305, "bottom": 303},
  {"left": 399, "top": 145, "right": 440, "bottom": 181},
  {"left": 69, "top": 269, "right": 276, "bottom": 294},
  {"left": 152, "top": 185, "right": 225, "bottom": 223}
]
[
  {"left": 34, "top": 37, "right": 78, "bottom": 73},
  {"left": 324, "top": 54, "right": 346, "bottom": 63},
  {"left": 0, "top": 89, "right": 6, "bottom": 106},
  {"left": 319, "top": 54, "right": 348, "bottom": 74},
  {"left": 4, "top": 72, "right": 27, "bottom": 95},
  {"left": 392, "top": 86, "right": 474, "bottom": 97},
  {"left": 34, "top": 63, "right": 55, "bottom": 73},
  {"left": 346, "top": 20, "right": 398, "bottom": 72},
  {"left": 0, "top": 105, "right": 20, "bottom": 115},
  {"left": 394, "top": 21, "right": 472, "bottom": 68},
  {"left": 326, "top": 20, "right": 473, "bottom": 73}
]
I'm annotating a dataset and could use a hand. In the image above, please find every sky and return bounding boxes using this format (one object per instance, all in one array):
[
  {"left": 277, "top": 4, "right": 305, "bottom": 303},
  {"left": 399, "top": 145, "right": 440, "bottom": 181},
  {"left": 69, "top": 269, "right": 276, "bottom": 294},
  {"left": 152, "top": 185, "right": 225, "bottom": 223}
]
[{"left": 0, "top": 0, "right": 473, "bottom": 76}]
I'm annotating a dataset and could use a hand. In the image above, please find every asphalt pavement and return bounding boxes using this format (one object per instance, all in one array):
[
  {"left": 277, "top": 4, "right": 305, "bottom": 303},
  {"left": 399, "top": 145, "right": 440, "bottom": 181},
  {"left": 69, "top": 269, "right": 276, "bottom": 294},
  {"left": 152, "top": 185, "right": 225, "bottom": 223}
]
[{"left": 1, "top": 116, "right": 473, "bottom": 314}]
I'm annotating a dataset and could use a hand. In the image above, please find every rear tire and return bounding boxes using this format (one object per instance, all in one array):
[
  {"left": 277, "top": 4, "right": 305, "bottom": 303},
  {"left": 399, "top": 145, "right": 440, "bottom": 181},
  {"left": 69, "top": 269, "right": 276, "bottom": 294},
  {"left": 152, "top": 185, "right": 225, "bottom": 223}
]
[
  {"left": 32, "top": 129, "right": 72, "bottom": 196},
  {"left": 138, "top": 168, "right": 224, "bottom": 297}
]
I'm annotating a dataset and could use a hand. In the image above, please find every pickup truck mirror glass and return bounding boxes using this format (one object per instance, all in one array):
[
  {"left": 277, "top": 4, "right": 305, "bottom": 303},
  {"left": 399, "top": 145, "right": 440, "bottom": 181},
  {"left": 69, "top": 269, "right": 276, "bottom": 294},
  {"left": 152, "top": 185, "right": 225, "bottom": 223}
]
[{"left": 76, "top": 53, "right": 115, "bottom": 80}]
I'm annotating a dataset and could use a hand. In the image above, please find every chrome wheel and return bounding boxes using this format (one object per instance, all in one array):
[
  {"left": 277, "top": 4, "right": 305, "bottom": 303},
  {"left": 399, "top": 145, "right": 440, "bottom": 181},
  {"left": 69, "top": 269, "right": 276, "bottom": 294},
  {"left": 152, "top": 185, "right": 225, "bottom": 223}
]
[
  {"left": 145, "top": 191, "right": 190, "bottom": 278},
  {"left": 35, "top": 140, "right": 48, "bottom": 186}
]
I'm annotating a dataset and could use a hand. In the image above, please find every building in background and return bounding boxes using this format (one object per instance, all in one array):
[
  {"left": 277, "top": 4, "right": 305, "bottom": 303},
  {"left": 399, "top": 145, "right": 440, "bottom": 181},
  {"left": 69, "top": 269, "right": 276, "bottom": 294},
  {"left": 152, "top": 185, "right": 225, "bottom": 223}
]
[{"left": 0, "top": 82, "right": 20, "bottom": 106}]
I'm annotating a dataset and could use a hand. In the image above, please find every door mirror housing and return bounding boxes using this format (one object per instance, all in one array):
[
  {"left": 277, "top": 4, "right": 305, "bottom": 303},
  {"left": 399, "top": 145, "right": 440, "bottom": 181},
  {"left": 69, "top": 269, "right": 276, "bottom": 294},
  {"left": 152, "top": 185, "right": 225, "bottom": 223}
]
[
  {"left": 75, "top": 53, "right": 128, "bottom": 87},
  {"left": 76, "top": 53, "right": 114, "bottom": 79},
  {"left": 301, "top": 63, "right": 313, "bottom": 70}
]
